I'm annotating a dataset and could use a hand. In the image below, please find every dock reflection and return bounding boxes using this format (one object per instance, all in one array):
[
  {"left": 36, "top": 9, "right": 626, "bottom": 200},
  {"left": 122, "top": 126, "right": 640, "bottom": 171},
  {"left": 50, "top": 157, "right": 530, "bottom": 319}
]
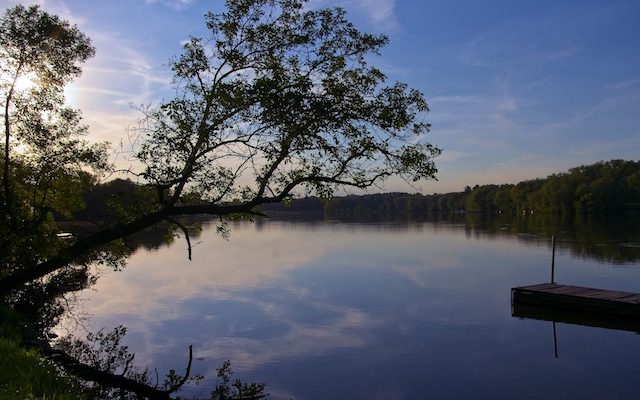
[{"left": 512, "top": 301, "right": 640, "bottom": 333}]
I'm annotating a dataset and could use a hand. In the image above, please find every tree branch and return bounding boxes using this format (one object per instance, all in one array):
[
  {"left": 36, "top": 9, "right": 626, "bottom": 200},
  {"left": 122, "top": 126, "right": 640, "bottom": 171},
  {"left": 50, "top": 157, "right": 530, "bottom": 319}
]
[
  {"left": 33, "top": 341, "right": 174, "bottom": 400},
  {"left": 2, "top": 60, "right": 24, "bottom": 228},
  {"left": 165, "top": 217, "right": 193, "bottom": 261},
  {"left": 167, "top": 345, "right": 193, "bottom": 394}
]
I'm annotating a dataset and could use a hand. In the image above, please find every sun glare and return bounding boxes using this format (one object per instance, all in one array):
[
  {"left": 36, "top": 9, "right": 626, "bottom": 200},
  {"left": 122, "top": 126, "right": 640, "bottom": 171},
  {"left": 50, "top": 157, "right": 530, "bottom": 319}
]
[
  {"left": 64, "top": 82, "right": 79, "bottom": 107},
  {"left": 14, "top": 73, "right": 38, "bottom": 92},
  {"left": 13, "top": 143, "right": 28, "bottom": 155}
]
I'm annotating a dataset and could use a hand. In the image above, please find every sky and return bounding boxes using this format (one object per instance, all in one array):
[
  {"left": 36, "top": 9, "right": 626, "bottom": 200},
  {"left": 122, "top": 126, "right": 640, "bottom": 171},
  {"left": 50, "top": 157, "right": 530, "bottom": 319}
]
[{"left": 2, "top": 0, "right": 640, "bottom": 194}]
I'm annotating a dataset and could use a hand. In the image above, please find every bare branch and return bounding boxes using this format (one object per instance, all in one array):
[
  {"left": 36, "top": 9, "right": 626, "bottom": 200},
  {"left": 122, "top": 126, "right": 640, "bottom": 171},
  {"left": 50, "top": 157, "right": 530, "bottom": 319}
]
[
  {"left": 167, "top": 345, "right": 193, "bottom": 394},
  {"left": 33, "top": 341, "right": 173, "bottom": 400},
  {"left": 165, "top": 217, "right": 193, "bottom": 261}
]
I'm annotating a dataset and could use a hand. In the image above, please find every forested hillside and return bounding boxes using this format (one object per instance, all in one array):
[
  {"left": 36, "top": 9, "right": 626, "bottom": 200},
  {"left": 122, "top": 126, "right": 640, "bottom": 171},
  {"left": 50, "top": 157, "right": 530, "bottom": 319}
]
[
  {"left": 74, "top": 160, "right": 639, "bottom": 220},
  {"left": 261, "top": 160, "right": 640, "bottom": 217}
]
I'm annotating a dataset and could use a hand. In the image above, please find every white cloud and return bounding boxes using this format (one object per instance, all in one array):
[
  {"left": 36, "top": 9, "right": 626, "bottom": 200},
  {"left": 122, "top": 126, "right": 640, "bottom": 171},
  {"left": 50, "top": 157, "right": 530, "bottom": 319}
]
[
  {"left": 355, "top": 0, "right": 396, "bottom": 28},
  {"left": 566, "top": 135, "right": 640, "bottom": 159},
  {"left": 0, "top": 0, "right": 164, "bottom": 173},
  {"left": 431, "top": 95, "right": 483, "bottom": 104},
  {"left": 436, "top": 150, "right": 470, "bottom": 163},
  {"left": 144, "top": 0, "right": 198, "bottom": 10},
  {"left": 606, "top": 78, "right": 640, "bottom": 91},
  {"left": 0, "top": 0, "right": 85, "bottom": 24},
  {"left": 36, "top": 0, "right": 78, "bottom": 20},
  {"left": 459, "top": 20, "right": 577, "bottom": 68},
  {"left": 48, "top": 22, "right": 172, "bottom": 177},
  {"left": 309, "top": 0, "right": 398, "bottom": 30}
]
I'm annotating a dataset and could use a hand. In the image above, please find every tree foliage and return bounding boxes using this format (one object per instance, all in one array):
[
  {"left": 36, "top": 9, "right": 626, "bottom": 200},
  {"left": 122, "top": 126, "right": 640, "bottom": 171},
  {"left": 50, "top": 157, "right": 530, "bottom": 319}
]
[
  {"left": 0, "top": 4, "right": 116, "bottom": 351},
  {"left": 0, "top": 4, "right": 106, "bottom": 224},
  {"left": 136, "top": 0, "right": 439, "bottom": 207},
  {"left": 0, "top": 5, "right": 111, "bottom": 342}
]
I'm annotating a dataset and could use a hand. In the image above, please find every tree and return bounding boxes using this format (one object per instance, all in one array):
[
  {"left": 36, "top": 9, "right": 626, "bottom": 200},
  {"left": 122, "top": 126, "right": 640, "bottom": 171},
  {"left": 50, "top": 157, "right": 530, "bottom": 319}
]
[
  {"left": 0, "top": 4, "right": 109, "bottom": 335},
  {"left": 492, "top": 185, "right": 515, "bottom": 214},
  {"left": 0, "top": 0, "right": 440, "bottom": 296},
  {"left": 0, "top": 5, "right": 150, "bottom": 398},
  {"left": 137, "top": 0, "right": 439, "bottom": 203},
  {"left": 0, "top": 4, "right": 105, "bottom": 225},
  {"left": 0, "top": 3, "right": 109, "bottom": 295}
]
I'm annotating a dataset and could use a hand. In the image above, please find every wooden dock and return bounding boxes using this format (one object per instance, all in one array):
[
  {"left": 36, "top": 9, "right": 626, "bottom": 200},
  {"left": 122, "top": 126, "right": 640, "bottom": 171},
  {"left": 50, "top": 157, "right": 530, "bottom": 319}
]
[{"left": 511, "top": 283, "right": 640, "bottom": 318}]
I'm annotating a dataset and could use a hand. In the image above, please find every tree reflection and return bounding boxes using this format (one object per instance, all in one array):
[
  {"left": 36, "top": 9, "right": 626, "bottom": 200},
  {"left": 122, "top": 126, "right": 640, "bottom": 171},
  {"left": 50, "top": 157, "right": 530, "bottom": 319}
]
[
  {"left": 265, "top": 211, "right": 640, "bottom": 265},
  {"left": 459, "top": 213, "right": 640, "bottom": 265}
]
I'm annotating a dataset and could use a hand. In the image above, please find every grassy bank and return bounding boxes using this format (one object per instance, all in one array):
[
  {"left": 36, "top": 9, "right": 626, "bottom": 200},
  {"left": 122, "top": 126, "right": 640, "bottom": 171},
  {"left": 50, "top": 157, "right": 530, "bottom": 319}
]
[{"left": 0, "top": 306, "right": 85, "bottom": 400}]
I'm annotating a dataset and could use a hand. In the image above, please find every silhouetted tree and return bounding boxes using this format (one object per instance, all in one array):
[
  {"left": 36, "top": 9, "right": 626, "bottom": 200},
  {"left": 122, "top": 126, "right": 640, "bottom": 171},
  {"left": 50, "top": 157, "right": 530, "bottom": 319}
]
[
  {"left": 0, "top": 5, "right": 111, "bottom": 342},
  {"left": 0, "top": 4, "right": 105, "bottom": 226}
]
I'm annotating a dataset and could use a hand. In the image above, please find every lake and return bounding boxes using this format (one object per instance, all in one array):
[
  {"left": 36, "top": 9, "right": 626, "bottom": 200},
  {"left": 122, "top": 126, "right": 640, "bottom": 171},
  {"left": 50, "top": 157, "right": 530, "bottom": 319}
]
[{"left": 66, "top": 215, "right": 640, "bottom": 399}]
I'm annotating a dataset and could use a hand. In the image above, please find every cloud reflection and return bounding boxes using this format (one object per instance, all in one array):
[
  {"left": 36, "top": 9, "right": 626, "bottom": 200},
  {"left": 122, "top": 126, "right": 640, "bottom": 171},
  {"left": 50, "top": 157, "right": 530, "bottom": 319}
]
[
  {"left": 82, "top": 223, "right": 332, "bottom": 319},
  {"left": 196, "top": 304, "right": 377, "bottom": 370},
  {"left": 75, "top": 221, "right": 466, "bottom": 368}
]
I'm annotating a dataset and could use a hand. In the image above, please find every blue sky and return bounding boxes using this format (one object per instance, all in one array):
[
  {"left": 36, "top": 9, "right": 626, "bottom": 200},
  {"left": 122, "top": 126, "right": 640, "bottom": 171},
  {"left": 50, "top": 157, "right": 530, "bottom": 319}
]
[{"left": 3, "top": 0, "right": 640, "bottom": 193}]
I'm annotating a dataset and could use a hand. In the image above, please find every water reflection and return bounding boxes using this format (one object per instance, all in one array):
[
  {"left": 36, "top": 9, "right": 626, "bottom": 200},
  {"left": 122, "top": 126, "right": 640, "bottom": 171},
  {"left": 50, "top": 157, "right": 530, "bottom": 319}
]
[
  {"left": 253, "top": 213, "right": 640, "bottom": 264},
  {"left": 512, "top": 302, "right": 640, "bottom": 333},
  {"left": 68, "top": 216, "right": 640, "bottom": 399},
  {"left": 124, "top": 214, "right": 640, "bottom": 265}
]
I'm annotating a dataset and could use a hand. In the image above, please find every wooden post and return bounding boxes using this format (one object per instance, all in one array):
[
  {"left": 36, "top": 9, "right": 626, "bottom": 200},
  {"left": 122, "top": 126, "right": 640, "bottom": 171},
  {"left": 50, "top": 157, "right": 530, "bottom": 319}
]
[
  {"left": 551, "top": 235, "right": 556, "bottom": 284},
  {"left": 552, "top": 321, "right": 558, "bottom": 359}
]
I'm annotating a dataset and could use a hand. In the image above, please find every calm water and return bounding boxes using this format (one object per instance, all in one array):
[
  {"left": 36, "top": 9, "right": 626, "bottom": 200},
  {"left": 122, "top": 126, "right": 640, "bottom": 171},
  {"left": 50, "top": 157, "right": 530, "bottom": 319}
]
[{"left": 69, "top": 216, "right": 640, "bottom": 399}]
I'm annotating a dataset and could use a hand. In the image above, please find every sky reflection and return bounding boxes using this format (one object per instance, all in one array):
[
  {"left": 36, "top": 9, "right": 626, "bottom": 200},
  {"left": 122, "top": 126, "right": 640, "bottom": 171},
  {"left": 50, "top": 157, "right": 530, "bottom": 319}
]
[{"left": 69, "top": 220, "right": 640, "bottom": 399}]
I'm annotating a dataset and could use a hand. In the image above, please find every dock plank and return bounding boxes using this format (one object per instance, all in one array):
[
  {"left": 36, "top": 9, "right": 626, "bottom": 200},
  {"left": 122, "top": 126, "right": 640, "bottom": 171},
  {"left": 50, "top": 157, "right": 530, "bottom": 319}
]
[{"left": 511, "top": 283, "right": 640, "bottom": 317}]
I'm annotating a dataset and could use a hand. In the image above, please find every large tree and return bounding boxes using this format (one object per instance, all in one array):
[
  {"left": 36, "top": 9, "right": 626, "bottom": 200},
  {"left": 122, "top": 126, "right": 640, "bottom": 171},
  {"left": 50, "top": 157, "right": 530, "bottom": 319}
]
[
  {"left": 0, "top": 0, "right": 440, "bottom": 297},
  {"left": 0, "top": 4, "right": 108, "bottom": 326},
  {"left": 0, "top": 4, "right": 105, "bottom": 223},
  {"left": 137, "top": 0, "right": 438, "bottom": 206}
]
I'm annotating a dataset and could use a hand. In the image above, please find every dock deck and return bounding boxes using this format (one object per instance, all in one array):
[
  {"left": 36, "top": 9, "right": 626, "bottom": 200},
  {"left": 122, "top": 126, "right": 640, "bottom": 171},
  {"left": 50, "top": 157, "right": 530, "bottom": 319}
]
[{"left": 511, "top": 283, "right": 640, "bottom": 318}]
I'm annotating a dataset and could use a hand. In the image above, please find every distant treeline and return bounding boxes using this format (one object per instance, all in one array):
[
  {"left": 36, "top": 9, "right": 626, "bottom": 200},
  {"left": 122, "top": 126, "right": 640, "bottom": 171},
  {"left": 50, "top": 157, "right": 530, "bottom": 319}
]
[
  {"left": 260, "top": 159, "right": 640, "bottom": 217},
  {"left": 71, "top": 159, "right": 640, "bottom": 222},
  {"left": 72, "top": 178, "right": 158, "bottom": 223}
]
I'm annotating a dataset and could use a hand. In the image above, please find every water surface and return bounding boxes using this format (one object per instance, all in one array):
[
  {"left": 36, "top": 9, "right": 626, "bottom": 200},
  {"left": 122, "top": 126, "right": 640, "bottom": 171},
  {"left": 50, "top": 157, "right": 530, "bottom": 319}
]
[{"left": 69, "top": 216, "right": 640, "bottom": 399}]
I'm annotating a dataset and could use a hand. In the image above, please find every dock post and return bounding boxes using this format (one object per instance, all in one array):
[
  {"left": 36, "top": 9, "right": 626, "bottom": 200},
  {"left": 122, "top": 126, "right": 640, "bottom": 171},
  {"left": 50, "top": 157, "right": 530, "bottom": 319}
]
[
  {"left": 551, "top": 235, "right": 556, "bottom": 284},
  {"left": 552, "top": 321, "right": 558, "bottom": 358}
]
